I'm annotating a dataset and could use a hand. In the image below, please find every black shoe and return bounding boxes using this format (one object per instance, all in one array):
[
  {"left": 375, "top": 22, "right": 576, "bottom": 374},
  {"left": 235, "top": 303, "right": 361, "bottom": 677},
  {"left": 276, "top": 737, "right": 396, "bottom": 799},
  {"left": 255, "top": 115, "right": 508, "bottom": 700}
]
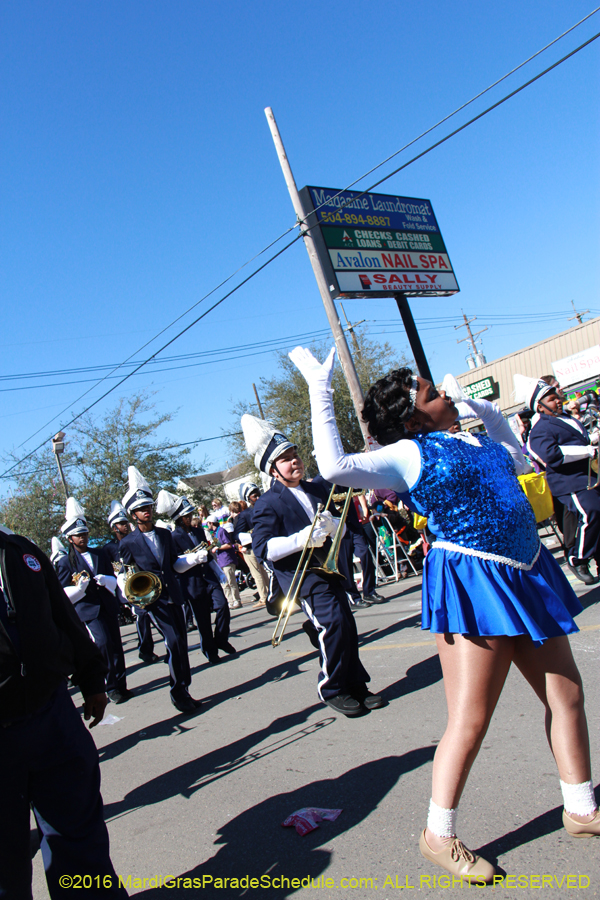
[
  {"left": 139, "top": 652, "right": 160, "bottom": 664},
  {"left": 171, "top": 695, "right": 202, "bottom": 714},
  {"left": 567, "top": 559, "right": 599, "bottom": 585},
  {"left": 350, "top": 684, "right": 387, "bottom": 709},
  {"left": 324, "top": 693, "right": 366, "bottom": 717},
  {"left": 363, "top": 592, "right": 387, "bottom": 604},
  {"left": 207, "top": 655, "right": 221, "bottom": 665},
  {"left": 108, "top": 689, "right": 134, "bottom": 704},
  {"left": 217, "top": 642, "right": 238, "bottom": 655},
  {"left": 350, "top": 600, "right": 371, "bottom": 610}
]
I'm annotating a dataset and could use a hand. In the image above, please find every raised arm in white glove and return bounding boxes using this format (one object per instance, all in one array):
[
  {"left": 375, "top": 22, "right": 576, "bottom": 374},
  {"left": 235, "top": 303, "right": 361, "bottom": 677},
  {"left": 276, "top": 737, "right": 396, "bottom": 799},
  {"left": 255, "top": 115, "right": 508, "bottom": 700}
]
[
  {"left": 63, "top": 576, "right": 90, "bottom": 603},
  {"left": 173, "top": 550, "right": 209, "bottom": 573},
  {"left": 94, "top": 573, "right": 117, "bottom": 594},
  {"left": 289, "top": 346, "right": 336, "bottom": 392},
  {"left": 267, "top": 522, "right": 328, "bottom": 563}
]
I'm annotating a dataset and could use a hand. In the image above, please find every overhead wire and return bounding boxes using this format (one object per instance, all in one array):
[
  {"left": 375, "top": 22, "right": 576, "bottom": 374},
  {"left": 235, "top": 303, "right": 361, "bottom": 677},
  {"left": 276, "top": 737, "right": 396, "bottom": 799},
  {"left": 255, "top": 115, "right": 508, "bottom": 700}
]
[
  {"left": 3, "top": 21, "right": 600, "bottom": 477},
  {"left": 11, "top": 9, "right": 599, "bottom": 448}
]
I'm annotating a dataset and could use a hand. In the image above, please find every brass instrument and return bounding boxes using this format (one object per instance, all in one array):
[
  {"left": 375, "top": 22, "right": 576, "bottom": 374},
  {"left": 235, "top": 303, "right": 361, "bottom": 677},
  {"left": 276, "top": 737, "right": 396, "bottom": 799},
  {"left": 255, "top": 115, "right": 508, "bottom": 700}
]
[
  {"left": 123, "top": 564, "right": 162, "bottom": 609},
  {"left": 71, "top": 571, "right": 89, "bottom": 586},
  {"left": 184, "top": 540, "right": 216, "bottom": 555},
  {"left": 311, "top": 488, "right": 360, "bottom": 580},
  {"left": 111, "top": 561, "right": 123, "bottom": 576}
]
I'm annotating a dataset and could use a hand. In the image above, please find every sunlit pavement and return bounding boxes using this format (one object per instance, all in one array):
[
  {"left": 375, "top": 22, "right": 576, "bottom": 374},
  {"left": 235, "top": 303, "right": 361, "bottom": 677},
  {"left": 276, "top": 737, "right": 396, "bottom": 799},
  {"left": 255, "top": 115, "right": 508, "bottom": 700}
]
[{"left": 32, "top": 535, "right": 599, "bottom": 898}]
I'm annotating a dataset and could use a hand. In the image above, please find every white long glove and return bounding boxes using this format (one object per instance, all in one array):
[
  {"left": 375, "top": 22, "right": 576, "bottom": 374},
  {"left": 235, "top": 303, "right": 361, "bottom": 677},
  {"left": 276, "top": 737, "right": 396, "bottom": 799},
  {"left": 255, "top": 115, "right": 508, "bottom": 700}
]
[
  {"left": 116, "top": 573, "right": 127, "bottom": 595},
  {"left": 289, "top": 346, "right": 336, "bottom": 390},
  {"left": 64, "top": 577, "right": 90, "bottom": 603},
  {"left": 318, "top": 510, "right": 343, "bottom": 537},
  {"left": 267, "top": 522, "right": 328, "bottom": 562},
  {"left": 94, "top": 573, "right": 117, "bottom": 594},
  {"left": 173, "top": 550, "right": 209, "bottom": 573}
]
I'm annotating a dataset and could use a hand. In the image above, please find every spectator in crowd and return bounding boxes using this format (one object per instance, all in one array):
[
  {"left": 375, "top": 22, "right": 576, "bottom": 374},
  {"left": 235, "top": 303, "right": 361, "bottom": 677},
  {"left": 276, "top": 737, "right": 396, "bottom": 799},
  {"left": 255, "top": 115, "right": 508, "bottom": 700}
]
[{"left": 205, "top": 515, "right": 243, "bottom": 609}]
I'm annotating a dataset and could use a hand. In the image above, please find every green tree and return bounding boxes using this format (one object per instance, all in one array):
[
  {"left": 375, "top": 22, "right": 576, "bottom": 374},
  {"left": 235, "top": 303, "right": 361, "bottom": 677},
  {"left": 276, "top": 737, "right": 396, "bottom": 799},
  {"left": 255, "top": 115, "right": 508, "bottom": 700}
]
[
  {"left": 0, "top": 393, "right": 201, "bottom": 552},
  {"left": 228, "top": 330, "right": 408, "bottom": 475}
]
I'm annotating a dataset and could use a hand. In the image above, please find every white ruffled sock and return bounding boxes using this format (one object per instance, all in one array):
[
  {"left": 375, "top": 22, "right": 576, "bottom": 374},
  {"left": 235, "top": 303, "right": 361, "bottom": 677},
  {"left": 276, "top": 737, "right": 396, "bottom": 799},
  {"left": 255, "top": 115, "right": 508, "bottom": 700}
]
[
  {"left": 427, "top": 799, "right": 458, "bottom": 838},
  {"left": 560, "top": 780, "right": 597, "bottom": 816}
]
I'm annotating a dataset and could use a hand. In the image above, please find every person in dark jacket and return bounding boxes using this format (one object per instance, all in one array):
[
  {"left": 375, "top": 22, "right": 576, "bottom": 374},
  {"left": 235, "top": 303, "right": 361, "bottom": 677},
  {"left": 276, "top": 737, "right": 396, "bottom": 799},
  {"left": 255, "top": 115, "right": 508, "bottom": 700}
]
[
  {"left": 156, "top": 490, "right": 235, "bottom": 663},
  {"left": 55, "top": 497, "right": 131, "bottom": 703},
  {"left": 242, "top": 414, "right": 383, "bottom": 718},
  {"left": 525, "top": 376, "right": 600, "bottom": 585},
  {"left": 0, "top": 526, "right": 127, "bottom": 899},
  {"left": 117, "top": 467, "right": 204, "bottom": 714},
  {"left": 103, "top": 499, "right": 158, "bottom": 664}
]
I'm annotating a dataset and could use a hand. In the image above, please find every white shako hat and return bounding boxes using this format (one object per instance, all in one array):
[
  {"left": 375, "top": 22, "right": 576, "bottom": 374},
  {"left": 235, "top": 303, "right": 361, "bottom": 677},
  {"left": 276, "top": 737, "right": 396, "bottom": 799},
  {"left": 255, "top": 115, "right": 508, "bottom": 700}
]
[
  {"left": 60, "top": 497, "right": 89, "bottom": 536},
  {"left": 241, "top": 414, "right": 295, "bottom": 475},
  {"left": 156, "top": 489, "right": 195, "bottom": 521},
  {"left": 513, "top": 374, "right": 555, "bottom": 412},
  {"left": 51, "top": 536, "right": 68, "bottom": 563},
  {"left": 107, "top": 500, "right": 128, "bottom": 527},
  {"left": 239, "top": 481, "right": 260, "bottom": 502},
  {"left": 122, "top": 466, "right": 154, "bottom": 513}
]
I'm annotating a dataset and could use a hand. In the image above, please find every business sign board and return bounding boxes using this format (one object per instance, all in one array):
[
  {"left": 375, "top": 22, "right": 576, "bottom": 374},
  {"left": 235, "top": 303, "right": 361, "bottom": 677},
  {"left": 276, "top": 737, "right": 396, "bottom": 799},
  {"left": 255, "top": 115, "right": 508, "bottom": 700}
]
[
  {"left": 299, "top": 185, "right": 459, "bottom": 299},
  {"left": 552, "top": 345, "right": 600, "bottom": 387},
  {"left": 462, "top": 377, "right": 499, "bottom": 401}
]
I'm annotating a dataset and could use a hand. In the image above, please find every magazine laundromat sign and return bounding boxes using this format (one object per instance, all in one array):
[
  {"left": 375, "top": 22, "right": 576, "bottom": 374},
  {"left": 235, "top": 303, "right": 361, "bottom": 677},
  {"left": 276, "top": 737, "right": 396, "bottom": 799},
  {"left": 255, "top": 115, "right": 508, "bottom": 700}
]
[{"left": 298, "top": 185, "right": 459, "bottom": 299}]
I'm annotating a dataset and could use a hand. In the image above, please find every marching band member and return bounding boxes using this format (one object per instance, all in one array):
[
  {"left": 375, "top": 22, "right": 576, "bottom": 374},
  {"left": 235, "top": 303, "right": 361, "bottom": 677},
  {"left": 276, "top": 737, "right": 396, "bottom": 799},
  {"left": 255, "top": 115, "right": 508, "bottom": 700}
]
[
  {"left": 233, "top": 482, "right": 270, "bottom": 606},
  {"left": 117, "top": 467, "right": 204, "bottom": 714},
  {"left": 55, "top": 497, "right": 131, "bottom": 704},
  {"left": 104, "top": 499, "right": 158, "bottom": 663},
  {"left": 244, "top": 414, "right": 383, "bottom": 717},
  {"left": 290, "top": 346, "right": 598, "bottom": 881},
  {"left": 156, "top": 490, "right": 236, "bottom": 663},
  {"left": 524, "top": 375, "right": 600, "bottom": 585},
  {"left": 50, "top": 536, "right": 68, "bottom": 567}
]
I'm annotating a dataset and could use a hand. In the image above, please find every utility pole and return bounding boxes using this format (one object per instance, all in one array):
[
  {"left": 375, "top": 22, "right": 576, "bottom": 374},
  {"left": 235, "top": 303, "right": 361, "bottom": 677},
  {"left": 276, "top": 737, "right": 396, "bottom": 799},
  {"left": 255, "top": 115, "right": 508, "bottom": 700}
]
[
  {"left": 339, "top": 302, "right": 365, "bottom": 358},
  {"left": 252, "top": 383, "right": 265, "bottom": 419},
  {"left": 568, "top": 300, "right": 590, "bottom": 326},
  {"left": 455, "top": 311, "right": 487, "bottom": 367},
  {"left": 51, "top": 432, "right": 69, "bottom": 500},
  {"left": 264, "top": 107, "right": 370, "bottom": 448}
]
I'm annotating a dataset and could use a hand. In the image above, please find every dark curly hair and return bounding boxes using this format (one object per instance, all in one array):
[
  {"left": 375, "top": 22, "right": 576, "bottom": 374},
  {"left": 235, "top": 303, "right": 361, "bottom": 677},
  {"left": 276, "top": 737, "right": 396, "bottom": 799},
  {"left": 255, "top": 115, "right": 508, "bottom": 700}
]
[{"left": 361, "top": 367, "right": 415, "bottom": 445}]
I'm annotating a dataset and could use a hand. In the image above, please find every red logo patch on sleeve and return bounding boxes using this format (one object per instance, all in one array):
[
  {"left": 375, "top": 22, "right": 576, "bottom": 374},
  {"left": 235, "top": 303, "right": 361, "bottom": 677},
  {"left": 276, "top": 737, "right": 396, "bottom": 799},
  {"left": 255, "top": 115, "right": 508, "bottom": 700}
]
[{"left": 23, "top": 554, "right": 42, "bottom": 572}]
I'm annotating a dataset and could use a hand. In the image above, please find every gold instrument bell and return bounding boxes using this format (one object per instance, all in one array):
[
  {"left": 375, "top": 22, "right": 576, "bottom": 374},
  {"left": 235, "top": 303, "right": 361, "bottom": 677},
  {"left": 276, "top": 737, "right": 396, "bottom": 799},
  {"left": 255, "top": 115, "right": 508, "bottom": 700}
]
[{"left": 122, "top": 565, "right": 162, "bottom": 609}]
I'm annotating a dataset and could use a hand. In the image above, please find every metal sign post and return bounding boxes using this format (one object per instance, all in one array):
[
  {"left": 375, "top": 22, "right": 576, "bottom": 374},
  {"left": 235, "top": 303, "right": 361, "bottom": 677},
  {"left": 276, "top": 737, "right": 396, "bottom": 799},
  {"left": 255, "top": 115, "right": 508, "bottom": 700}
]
[
  {"left": 264, "top": 108, "right": 370, "bottom": 447},
  {"left": 394, "top": 292, "right": 433, "bottom": 382}
]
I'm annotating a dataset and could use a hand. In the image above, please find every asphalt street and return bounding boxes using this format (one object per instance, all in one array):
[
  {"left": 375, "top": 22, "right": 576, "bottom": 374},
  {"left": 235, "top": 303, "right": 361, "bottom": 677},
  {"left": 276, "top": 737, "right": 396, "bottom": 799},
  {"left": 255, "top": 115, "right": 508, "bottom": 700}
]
[{"left": 32, "top": 535, "right": 599, "bottom": 899}]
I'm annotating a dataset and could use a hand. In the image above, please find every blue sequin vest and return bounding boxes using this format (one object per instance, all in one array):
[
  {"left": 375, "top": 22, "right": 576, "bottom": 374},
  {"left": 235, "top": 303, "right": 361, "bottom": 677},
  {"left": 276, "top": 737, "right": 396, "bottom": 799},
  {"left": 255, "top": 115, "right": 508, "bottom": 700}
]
[{"left": 409, "top": 432, "right": 539, "bottom": 567}]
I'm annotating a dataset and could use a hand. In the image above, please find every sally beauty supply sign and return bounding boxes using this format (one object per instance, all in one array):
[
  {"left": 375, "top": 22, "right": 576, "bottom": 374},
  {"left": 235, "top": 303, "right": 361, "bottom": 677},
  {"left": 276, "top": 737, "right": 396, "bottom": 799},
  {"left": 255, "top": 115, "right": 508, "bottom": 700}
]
[{"left": 298, "top": 186, "right": 459, "bottom": 299}]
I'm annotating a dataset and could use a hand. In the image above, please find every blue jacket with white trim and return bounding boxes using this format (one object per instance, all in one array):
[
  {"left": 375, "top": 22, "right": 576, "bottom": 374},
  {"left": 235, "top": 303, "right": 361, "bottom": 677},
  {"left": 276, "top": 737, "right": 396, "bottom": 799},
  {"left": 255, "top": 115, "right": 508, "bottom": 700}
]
[{"left": 528, "top": 413, "right": 594, "bottom": 497}]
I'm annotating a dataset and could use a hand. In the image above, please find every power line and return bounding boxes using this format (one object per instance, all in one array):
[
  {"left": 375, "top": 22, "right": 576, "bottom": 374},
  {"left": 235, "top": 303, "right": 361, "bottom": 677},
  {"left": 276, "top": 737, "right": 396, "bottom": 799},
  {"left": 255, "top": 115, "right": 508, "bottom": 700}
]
[{"left": 4, "top": 25, "right": 599, "bottom": 477}]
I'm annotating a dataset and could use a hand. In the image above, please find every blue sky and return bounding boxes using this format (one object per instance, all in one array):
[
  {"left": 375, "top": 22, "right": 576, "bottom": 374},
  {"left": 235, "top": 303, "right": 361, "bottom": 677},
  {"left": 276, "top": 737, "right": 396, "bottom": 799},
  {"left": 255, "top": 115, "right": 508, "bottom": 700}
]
[{"left": 1, "top": 0, "right": 598, "bottom": 483}]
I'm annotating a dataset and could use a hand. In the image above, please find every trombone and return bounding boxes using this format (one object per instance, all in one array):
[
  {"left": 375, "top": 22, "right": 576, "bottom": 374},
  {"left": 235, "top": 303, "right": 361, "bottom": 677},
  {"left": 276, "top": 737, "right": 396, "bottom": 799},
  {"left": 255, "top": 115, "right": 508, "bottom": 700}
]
[{"left": 271, "top": 483, "right": 337, "bottom": 648}]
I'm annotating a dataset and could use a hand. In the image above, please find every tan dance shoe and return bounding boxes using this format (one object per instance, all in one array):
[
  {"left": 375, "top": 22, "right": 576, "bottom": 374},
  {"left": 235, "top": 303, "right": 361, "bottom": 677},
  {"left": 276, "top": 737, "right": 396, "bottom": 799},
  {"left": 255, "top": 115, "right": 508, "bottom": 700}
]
[
  {"left": 563, "top": 809, "right": 600, "bottom": 838},
  {"left": 419, "top": 830, "right": 496, "bottom": 883}
]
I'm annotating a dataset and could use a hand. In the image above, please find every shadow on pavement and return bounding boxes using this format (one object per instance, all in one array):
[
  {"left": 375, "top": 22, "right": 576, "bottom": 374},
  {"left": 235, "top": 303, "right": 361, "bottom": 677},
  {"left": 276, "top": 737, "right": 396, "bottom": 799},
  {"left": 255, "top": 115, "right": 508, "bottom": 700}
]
[
  {"left": 133, "top": 748, "right": 436, "bottom": 899},
  {"left": 382, "top": 655, "right": 442, "bottom": 701},
  {"left": 476, "top": 784, "right": 600, "bottom": 866},
  {"left": 103, "top": 704, "right": 327, "bottom": 819}
]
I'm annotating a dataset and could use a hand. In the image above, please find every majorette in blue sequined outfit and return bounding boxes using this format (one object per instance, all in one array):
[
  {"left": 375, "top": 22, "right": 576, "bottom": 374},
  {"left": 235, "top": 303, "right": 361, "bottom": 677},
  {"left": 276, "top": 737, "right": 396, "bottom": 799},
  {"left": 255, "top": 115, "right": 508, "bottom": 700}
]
[{"left": 303, "top": 383, "right": 581, "bottom": 646}]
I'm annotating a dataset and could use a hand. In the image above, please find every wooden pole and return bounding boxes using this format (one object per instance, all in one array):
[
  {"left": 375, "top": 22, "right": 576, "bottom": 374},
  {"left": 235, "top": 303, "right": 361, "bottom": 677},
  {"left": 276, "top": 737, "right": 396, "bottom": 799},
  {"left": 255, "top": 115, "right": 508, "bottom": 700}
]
[
  {"left": 252, "top": 383, "right": 265, "bottom": 419},
  {"left": 264, "top": 107, "right": 370, "bottom": 448}
]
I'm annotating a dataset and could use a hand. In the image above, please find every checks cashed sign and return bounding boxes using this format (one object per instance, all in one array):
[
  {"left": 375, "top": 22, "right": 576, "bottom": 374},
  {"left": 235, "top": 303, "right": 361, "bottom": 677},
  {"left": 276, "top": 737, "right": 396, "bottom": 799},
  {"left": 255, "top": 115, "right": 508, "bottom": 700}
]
[
  {"left": 552, "top": 345, "right": 600, "bottom": 387},
  {"left": 298, "top": 186, "right": 459, "bottom": 299}
]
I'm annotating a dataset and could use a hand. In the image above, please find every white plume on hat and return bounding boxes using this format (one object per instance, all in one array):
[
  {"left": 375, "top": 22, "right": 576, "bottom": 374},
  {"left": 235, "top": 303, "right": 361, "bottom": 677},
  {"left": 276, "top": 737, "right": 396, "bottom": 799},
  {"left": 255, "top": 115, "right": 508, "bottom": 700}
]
[
  {"left": 122, "top": 466, "right": 154, "bottom": 513},
  {"left": 0, "top": 524, "right": 14, "bottom": 536},
  {"left": 107, "top": 499, "right": 128, "bottom": 527},
  {"left": 61, "top": 497, "right": 89, "bottom": 536},
  {"left": 513, "top": 374, "right": 554, "bottom": 412},
  {"left": 241, "top": 414, "right": 295, "bottom": 475},
  {"left": 51, "top": 536, "right": 67, "bottom": 563},
  {"left": 155, "top": 489, "right": 195, "bottom": 520}
]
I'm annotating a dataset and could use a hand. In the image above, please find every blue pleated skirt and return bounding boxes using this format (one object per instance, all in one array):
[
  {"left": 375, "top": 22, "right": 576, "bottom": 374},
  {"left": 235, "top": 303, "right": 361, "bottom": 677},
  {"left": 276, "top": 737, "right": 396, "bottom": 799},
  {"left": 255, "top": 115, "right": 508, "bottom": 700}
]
[{"left": 422, "top": 543, "right": 582, "bottom": 645}]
